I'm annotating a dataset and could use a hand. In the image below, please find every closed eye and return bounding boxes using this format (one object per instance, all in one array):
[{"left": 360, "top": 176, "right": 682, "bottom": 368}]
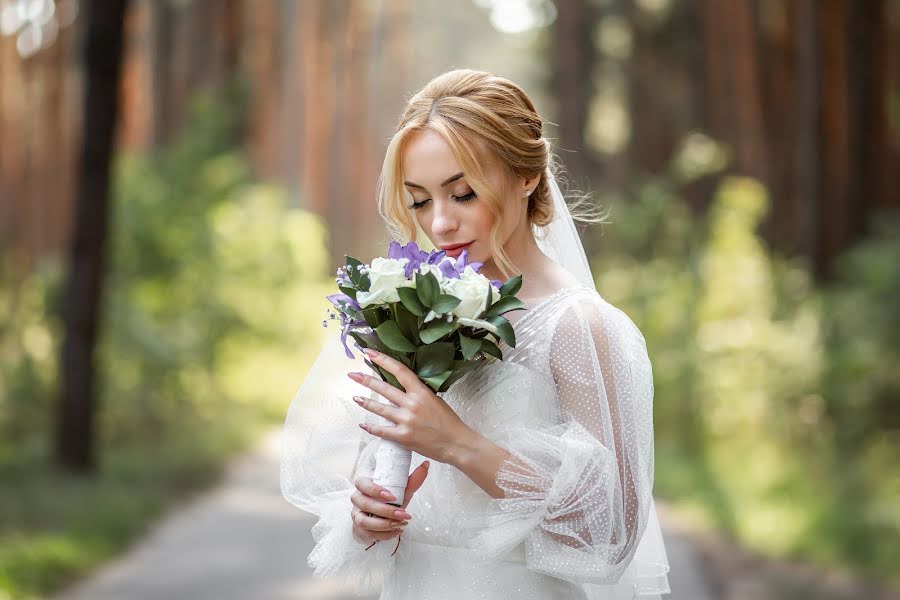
[{"left": 408, "top": 191, "right": 477, "bottom": 210}]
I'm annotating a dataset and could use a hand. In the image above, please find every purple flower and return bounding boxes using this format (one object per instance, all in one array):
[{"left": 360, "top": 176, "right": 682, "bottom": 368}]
[
  {"left": 454, "top": 248, "right": 484, "bottom": 273},
  {"left": 490, "top": 279, "right": 502, "bottom": 289},
  {"left": 438, "top": 260, "right": 460, "bottom": 280},
  {"left": 427, "top": 247, "right": 486, "bottom": 281},
  {"left": 326, "top": 292, "right": 360, "bottom": 312},
  {"left": 389, "top": 241, "right": 431, "bottom": 278},
  {"left": 338, "top": 312, "right": 367, "bottom": 359}
]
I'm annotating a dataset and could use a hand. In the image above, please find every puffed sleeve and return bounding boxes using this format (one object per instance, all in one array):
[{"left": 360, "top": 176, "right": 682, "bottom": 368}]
[
  {"left": 465, "top": 294, "right": 656, "bottom": 586},
  {"left": 280, "top": 335, "right": 398, "bottom": 593}
]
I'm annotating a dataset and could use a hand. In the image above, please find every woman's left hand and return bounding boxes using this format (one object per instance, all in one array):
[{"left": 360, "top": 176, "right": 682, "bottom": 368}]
[{"left": 348, "top": 348, "right": 474, "bottom": 465}]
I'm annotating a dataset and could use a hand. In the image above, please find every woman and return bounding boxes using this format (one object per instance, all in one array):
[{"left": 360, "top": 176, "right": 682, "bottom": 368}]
[{"left": 282, "top": 69, "right": 671, "bottom": 599}]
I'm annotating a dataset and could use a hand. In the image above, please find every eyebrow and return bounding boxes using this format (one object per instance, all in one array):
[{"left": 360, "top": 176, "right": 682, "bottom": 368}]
[{"left": 403, "top": 172, "right": 464, "bottom": 190}]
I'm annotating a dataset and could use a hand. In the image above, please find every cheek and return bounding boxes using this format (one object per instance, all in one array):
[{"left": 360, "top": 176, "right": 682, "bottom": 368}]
[
  {"left": 414, "top": 211, "right": 430, "bottom": 234},
  {"left": 473, "top": 205, "right": 495, "bottom": 235}
]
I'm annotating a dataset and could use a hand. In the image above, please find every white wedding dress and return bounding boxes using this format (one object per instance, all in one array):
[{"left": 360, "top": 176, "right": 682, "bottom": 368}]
[{"left": 282, "top": 283, "right": 671, "bottom": 599}]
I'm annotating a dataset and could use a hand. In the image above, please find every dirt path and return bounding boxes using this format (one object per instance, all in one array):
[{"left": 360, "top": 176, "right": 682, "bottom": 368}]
[{"left": 55, "top": 429, "right": 713, "bottom": 600}]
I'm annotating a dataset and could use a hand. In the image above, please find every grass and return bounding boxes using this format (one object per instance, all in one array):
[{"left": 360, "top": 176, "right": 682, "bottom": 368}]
[{"left": 0, "top": 401, "right": 277, "bottom": 599}]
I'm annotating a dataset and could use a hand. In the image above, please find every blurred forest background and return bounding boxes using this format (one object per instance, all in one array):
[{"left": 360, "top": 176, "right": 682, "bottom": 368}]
[{"left": 1, "top": 0, "right": 899, "bottom": 598}]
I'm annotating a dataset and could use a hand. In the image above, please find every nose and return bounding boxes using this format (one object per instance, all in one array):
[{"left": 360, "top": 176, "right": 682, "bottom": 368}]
[{"left": 430, "top": 198, "right": 459, "bottom": 237}]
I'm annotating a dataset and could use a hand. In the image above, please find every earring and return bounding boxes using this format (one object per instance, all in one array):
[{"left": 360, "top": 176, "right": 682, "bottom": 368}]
[{"left": 525, "top": 189, "right": 533, "bottom": 197}]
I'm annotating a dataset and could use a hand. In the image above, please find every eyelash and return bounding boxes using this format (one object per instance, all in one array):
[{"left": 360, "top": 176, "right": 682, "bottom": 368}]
[{"left": 408, "top": 191, "right": 477, "bottom": 210}]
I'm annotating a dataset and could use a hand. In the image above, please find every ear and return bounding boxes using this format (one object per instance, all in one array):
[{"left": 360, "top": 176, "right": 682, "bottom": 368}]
[{"left": 520, "top": 174, "right": 540, "bottom": 198}]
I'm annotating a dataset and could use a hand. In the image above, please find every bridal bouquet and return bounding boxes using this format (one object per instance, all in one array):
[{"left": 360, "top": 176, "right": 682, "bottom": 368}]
[{"left": 324, "top": 241, "right": 524, "bottom": 504}]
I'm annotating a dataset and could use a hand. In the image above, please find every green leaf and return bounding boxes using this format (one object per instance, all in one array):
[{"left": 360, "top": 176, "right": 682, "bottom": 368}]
[
  {"left": 361, "top": 306, "right": 385, "bottom": 329},
  {"left": 415, "top": 271, "right": 439, "bottom": 307},
  {"left": 345, "top": 256, "right": 370, "bottom": 291},
  {"left": 392, "top": 350, "right": 414, "bottom": 370},
  {"left": 431, "top": 294, "right": 461, "bottom": 314},
  {"left": 338, "top": 285, "right": 358, "bottom": 299},
  {"left": 500, "top": 274, "right": 523, "bottom": 297},
  {"left": 346, "top": 255, "right": 363, "bottom": 270},
  {"left": 438, "top": 360, "right": 483, "bottom": 392},
  {"left": 415, "top": 342, "right": 455, "bottom": 378},
  {"left": 480, "top": 338, "right": 502, "bottom": 359},
  {"left": 398, "top": 287, "right": 426, "bottom": 316},
  {"left": 375, "top": 320, "right": 417, "bottom": 353},
  {"left": 421, "top": 369, "right": 452, "bottom": 392},
  {"left": 478, "top": 281, "right": 493, "bottom": 318},
  {"left": 419, "top": 318, "right": 456, "bottom": 344},
  {"left": 349, "top": 331, "right": 388, "bottom": 354},
  {"left": 394, "top": 303, "right": 420, "bottom": 344},
  {"left": 459, "top": 333, "right": 481, "bottom": 361},
  {"left": 483, "top": 296, "right": 525, "bottom": 319},
  {"left": 487, "top": 316, "right": 516, "bottom": 348},
  {"left": 464, "top": 327, "right": 489, "bottom": 339}
]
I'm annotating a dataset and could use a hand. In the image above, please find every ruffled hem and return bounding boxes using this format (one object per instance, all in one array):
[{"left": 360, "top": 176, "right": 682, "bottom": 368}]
[{"left": 295, "top": 488, "right": 396, "bottom": 595}]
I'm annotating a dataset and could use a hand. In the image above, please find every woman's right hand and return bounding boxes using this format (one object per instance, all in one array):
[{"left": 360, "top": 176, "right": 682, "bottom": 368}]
[{"left": 351, "top": 460, "right": 430, "bottom": 545}]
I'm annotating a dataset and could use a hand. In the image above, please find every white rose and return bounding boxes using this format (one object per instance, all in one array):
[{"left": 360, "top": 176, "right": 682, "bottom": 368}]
[
  {"left": 459, "top": 266, "right": 501, "bottom": 304},
  {"left": 442, "top": 266, "right": 499, "bottom": 319},
  {"left": 355, "top": 257, "right": 414, "bottom": 308},
  {"left": 416, "top": 262, "right": 448, "bottom": 283}
]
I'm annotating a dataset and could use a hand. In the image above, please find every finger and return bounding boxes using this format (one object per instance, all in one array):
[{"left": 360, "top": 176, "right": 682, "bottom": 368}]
[
  {"left": 354, "top": 510, "right": 408, "bottom": 532},
  {"left": 353, "top": 395, "right": 403, "bottom": 424},
  {"left": 354, "top": 476, "right": 400, "bottom": 504},
  {"left": 359, "top": 421, "right": 403, "bottom": 445},
  {"left": 351, "top": 491, "right": 413, "bottom": 521},
  {"left": 348, "top": 370, "right": 409, "bottom": 408},
  {"left": 401, "top": 461, "right": 431, "bottom": 510},
  {"left": 360, "top": 528, "right": 402, "bottom": 543},
  {"left": 362, "top": 348, "right": 426, "bottom": 395}
]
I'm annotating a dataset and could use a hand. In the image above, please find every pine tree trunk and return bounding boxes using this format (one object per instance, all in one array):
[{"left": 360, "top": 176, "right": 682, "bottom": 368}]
[{"left": 55, "top": 0, "right": 129, "bottom": 473}]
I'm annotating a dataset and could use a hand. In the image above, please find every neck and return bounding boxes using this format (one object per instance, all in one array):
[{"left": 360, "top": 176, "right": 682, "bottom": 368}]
[{"left": 479, "top": 226, "right": 553, "bottom": 295}]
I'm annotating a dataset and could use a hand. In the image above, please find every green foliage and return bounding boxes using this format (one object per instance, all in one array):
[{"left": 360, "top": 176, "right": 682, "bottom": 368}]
[
  {"left": 593, "top": 173, "right": 900, "bottom": 585},
  {"left": 0, "top": 87, "right": 332, "bottom": 598},
  {"left": 375, "top": 320, "right": 417, "bottom": 353},
  {"left": 415, "top": 270, "right": 440, "bottom": 307},
  {"left": 415, "top": 342, "right": 455, "bottom": 378}
]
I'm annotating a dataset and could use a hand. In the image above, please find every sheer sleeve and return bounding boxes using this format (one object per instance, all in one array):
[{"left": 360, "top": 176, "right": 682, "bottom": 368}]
[
  {"left": 280, "top": 335, "right": 398, "bottom": 593},
  {"left": 465, "top": 294, "right": 656, "bottom": 586}
]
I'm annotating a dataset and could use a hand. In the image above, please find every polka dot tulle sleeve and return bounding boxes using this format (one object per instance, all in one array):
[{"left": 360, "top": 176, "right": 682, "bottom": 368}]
[{"left": 465, "top": 294, "right": 656, "bottom": 587}]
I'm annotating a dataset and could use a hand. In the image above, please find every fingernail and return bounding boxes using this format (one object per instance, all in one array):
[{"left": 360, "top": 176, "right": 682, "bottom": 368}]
[
  {"left": 394, "top": 510, "right": 412, "bottom": 520},
  {"left": 353, "top": 396, "right": 364, "bottom": 405},
  {"left": 363, "top": 348, "right": 379, "bottom": 357},
  {"left": 391, "top": 521, "right": 408, "bottom": 529},
  {"left": 348, "top": 372, "right": 363, "bottom": 382},
  {"left": 380, "top": 490, "right": 396, "bottom": 501},
  {"left": 423, "top": 461, "right": 431, "bottom": 469}
]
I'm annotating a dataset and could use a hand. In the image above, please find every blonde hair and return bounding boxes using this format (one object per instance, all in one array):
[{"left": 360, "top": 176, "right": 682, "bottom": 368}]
[{"left": 376, "top": 68, "right": 607, "bottom": 280}]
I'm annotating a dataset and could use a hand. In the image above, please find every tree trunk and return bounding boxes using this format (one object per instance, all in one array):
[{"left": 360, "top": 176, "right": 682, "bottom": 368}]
[
  {"left": 150, "top": 0, "right": 175, "bottom": 147},
  {"left": 55, "top": 0, "right": 129, "bottom": 473},
  {"left": 551, "top": 0, "right": 596, "bottom": 184}
]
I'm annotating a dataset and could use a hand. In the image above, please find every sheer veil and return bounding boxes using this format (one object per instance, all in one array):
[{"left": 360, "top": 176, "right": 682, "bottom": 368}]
[{"left": 533, "top": 168, "right": 595, "bottom": 289}]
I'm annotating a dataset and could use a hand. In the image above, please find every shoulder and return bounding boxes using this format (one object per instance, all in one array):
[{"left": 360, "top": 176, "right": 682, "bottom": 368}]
[{"left": 550, "top": 288, "right": 647, "bottom": 353}]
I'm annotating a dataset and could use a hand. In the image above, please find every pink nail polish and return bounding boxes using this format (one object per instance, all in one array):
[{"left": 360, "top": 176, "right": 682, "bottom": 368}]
[{"left": 380, "top": 490, "right": 396, "bottom": 501}]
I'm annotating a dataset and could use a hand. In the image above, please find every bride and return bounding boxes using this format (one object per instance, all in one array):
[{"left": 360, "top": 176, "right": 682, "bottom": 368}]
[{"left": 281, "top": 69, "right": 671, "bottom": 599}]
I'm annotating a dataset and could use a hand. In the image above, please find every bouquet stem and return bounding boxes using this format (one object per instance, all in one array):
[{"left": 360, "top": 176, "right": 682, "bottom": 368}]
[{"left": 373, "top": 435, "right": 412, "bottom": 506}]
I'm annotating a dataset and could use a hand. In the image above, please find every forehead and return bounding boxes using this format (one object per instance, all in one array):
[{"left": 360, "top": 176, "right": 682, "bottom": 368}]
[
  {"left": 400, "top": 129, "right": 499, "bottom": 182},
  {"left": 401, "top": 129, "right": 460, "bottom": 177}
]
